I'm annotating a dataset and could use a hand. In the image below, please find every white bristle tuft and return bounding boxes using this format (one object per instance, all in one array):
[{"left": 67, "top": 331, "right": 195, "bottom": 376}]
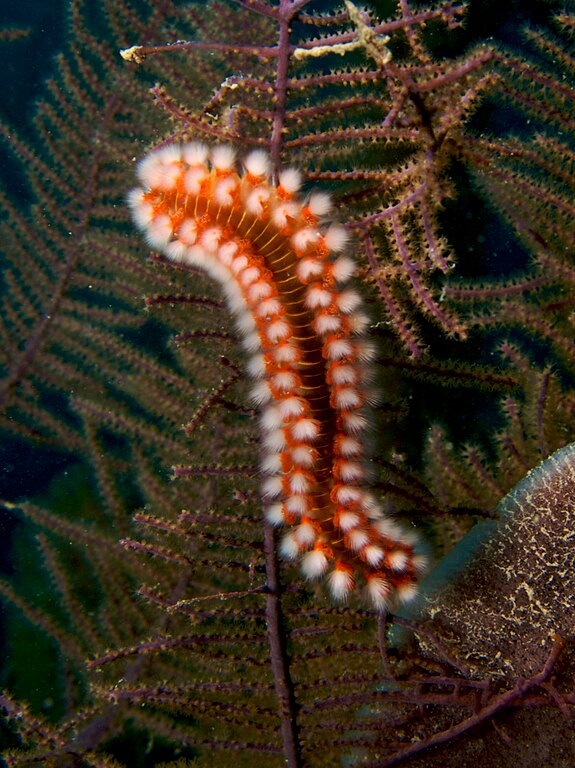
[
  {"left": 239, "top": 266, "right": 261, "bottom": 288},
  {"left": 182, "top": 142, "right": 209, "bottom": 166},
  {"left": 262, "top": 428, "right": 287, "bottom": 452},
  {"left": 388, "top": 550, "right": 409, "bottom": 572},
  {"left": 337, "top": 511, "right": 361, "bottom": 532},
  {"left": 324, "top": 224, "right": 349, "bottom": 253},
  {"left": 248, "top": 280, "right": 273, "bottom": 302},
  {"left": 178, "top": 218, "right": 198, "bottom": 246},
  {"left": 292, "top": 227, "right": 320, "bottom": 252},
  {"left": 347, "top": 527, "right": 370, "bottom": 551},
  {"left": 362, "top": 498, "right": 382, "bottom": 522},
  {"left": 366, "top": 576, "right": 391, "bottom": 611},
  {"left": 336, "top": 436, "right": 363, "bottom": 457},
  {"left": 272, "top": 201, "right": 301, "bottom": 230},
  {"left": 364, "top": 545, "right": 384, "bottom": 567},
  {"left": 336, "top": 461, "right": 364, "bottom": 482},
  {"left": 251, "top": 380, "right": 273, "bottom": 405},
  {"left": 313, "top": 314, "right": 341, "bottom": 335},
  {"left": 227, "top": 283, "right": 249, "bottom": 309},
  {"left": 127, "top": 189, "right": 154, "bottom": 229},
  {"left": 373, "top": 518, "right": 405, "bottom": 541},
  {"left": 290, "top": 445, "right": 316, "bottom": 468},
  {"left": 336, "top": 289, "right": 362, "bottom": 314},
  {"left": 210, "top": 145, "right": 236, "bottom": 171},
  {"left": 181, "top": 244, "right": 207, "bottom": 269},
  {"left": 222, "top": 284, "right": 245, "bottom": 314},
  {"left": 156, "top": 163, "right": 181, "bottom": 191},
  {"left": 329, "top": 364, "right": 358, "bottom": 386},
  {"left": 396, "top": 528, "right": 419, "bottom": 547},
  {"left": 137, "top": 148, "right": 181, "bottom": 188},
  {"left": 214, "top": 177, "right": 238, "bottom": 206},
  {"left": 326, "top": 338, "right": 354, "bottom": 360},
  {"left": 260, "top": 406, "right": 283, "bottom": 432},
  {"left": 341, "top": 411, "right": 368, "bottom": 434},
  {"left": 244, "top": 150, "right": 270, "bottom": 177},
  {"left": 277, "top": 396, "right": 306, "bottom": 420},
  {"left": 413, "top": 553, "right": 428, "bottom": 574},
  {"left": 265, "top": 503, "right": 285, "bottom": 526},
  {"left": 333, "top": 387, "right": 362, "bottom": 411},
  {"left": 272, "top": 371, "right": 298, "bottom": 392},
  {"left": 328, "top": 568, "right": 354, "bottom": 601},
  {"left": 136, "top": 153, "right": 162, "bottom": 188},
  {"left": 291, "top": 418, "right": 319, "bottom": 442},
  {"left": 284, "top": 494, "right": 310, "bottom": 515},
  {"left": 230, "top": 255, "right": 249, "bottom": 275},
  {"left": 294, "top": 521, "right": 317, "bottom": 546},
  {"left": 396, "top": 581, "right": 418, "bottom": 604},
  {"left": 157, "top": 144, "right": 183, "bottom": 163},
  {"left": 165, "top": 240, "right": 188, "bottom": 262},
  {"left": 144, "top": 214, "right": 173, "bottom": 249},
  {"left": 279, "top": 532, "right": 301, "bottom": 560},
  {"left": 354, "top": 340, "right": 377, "bottom": 362},
  {"left": 256, "top": 298, "right": 282, "bottom": 318},
  {"left": 266, "top": 320, "right": 291, "bottom": 343},
  {"left": 184, "top": 166, "right": 208, "bottom": 195},
  {"left": 261, "top": 452, "right": 282, "bottom": 474},
  {"left": 308, "top": 192, "right": 332, "bottom": 217},
  {"left": 301, "top": 548, "right": 329, "bottom": 578},
  {"left": 305, "top": 286, "right": 333, "bottom": 309},
  {"left": 297, "top": 258, "right": 324, "bottom": 282},
  {"left": 334, "top": 485, "right": 361, "bottom": 505},
  {"left": 200, "top": 228, "right": 222, "bottom": 253},
  {"left": 246, "top": 187, "right": 271, "bottom": 217},
  {"left": 278, "top": 167, "right": 302, "bottom": 194},
  {"left": 347, "top": 312, "right": 370, "bottom": 334},
  {"left": 289, "top": 470, "right": 310, "bottom": 495},
  {"left": 217, "top": 241, "right": 238, "bottom": 265},
  {"left": 273, "top": 343, "right": 299, "bottom": 363},
  {"left": 241, "top": 331, "right": 261, "bottom": 355},
  {"left": 261, "top": 475, "right": 283, "bottom": 499},
  {"left": 331, "top": 256, "right": 356, "bottom": 282}
]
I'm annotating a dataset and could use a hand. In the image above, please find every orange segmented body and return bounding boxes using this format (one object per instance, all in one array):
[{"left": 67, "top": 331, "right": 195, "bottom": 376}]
[{"left": 128, "top": 142, "right": 426, "bottom": 608}]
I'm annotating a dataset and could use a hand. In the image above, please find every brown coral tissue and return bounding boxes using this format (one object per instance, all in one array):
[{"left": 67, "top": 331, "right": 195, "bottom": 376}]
[{"left": 0, "top": 1, "right": 574, "bottom": 767}]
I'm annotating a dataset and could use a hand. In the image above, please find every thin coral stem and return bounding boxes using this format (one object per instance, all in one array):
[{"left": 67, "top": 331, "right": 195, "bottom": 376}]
[
  {"left": 269, "top": 0, "right": 293, "bottom": 171},
  {"left": 360, "top": 230, "right": 422, "bottom": 356},
  {"left": 353, "top": 185, "right": 425, "bottom": 228},
  {"left": 390, "top": 212, "right": 464, "bottom": 337},
  {"left": 232, "top": 0, "right": 281, "bottom": 18},
  {"left": 285, "top": 126, "right": 420, "bottom": 148},
  {"left": 264, "top": 524, "right": 302, "bottom": 768}
]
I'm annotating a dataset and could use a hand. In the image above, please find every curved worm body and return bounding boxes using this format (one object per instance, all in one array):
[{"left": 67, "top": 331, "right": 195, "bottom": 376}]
[{"left": 128, "top": 142, "right": 425, "bottom": 608}]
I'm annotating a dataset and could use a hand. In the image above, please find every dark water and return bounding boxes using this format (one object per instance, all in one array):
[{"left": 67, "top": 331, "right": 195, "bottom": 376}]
[
  {"left": 0, "top": 2, "right": 71, "bottom": 503},
  {"left": 0, "top": 6, "right": 70, "bottom": 722}
]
